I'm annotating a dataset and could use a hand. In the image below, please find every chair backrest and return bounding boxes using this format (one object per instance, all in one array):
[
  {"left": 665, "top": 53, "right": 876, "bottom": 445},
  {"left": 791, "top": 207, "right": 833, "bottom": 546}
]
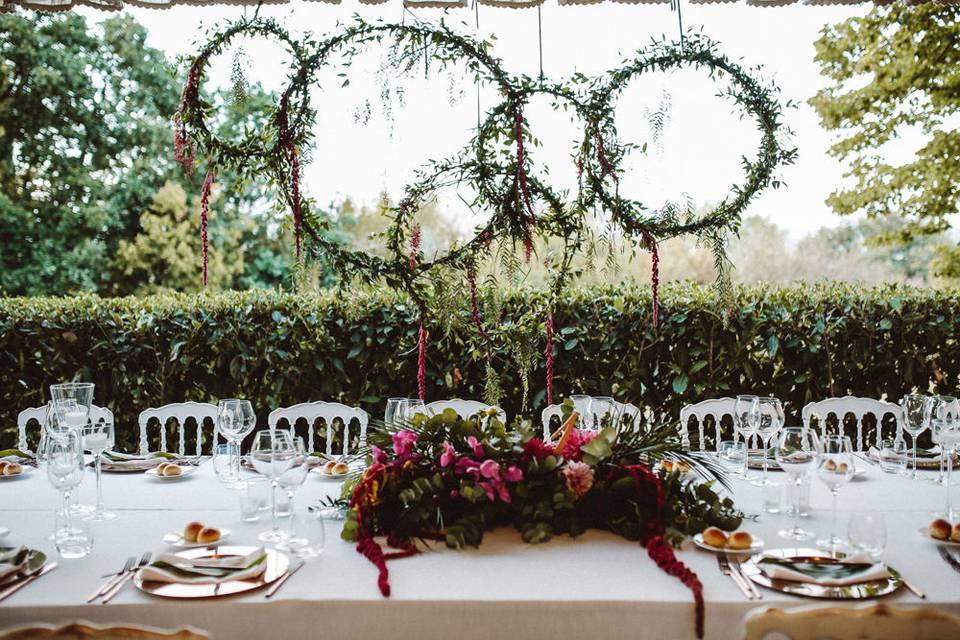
[
  {"left": 541, "top": 401, "right": 642, "bottom": 439},
  {"left": 801, "top": 396, "right": 904, "bottom": 452},
  {"left": 18, "top": 404, "right": 114, "bottom": 455},
  {"left": 268, "top": 401, "right": 368, "bottom": 455},
  {"left": 0, "top": 622, "right": 210, "bottom": 639},
  {"left": 743, "top": 603, "right": 960, "bottom": 640},
  {"left": 138, "top": 402, "right": 219, "bottom": 456},
  {"left": 424, "top": 399, "right": 507, "bottom": 425},
  {"left": 679, "top": 397, "right": 738, "bottom": 452}
]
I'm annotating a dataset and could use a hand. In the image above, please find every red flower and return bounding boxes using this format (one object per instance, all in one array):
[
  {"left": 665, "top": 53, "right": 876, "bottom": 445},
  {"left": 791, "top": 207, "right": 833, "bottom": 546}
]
[{"left": 522, "top": 438, "right": 554, "bottom": 461}]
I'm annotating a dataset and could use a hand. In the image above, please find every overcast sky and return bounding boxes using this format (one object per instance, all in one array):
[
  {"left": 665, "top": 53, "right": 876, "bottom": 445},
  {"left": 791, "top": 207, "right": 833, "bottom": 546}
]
[{"left": 80, "top": 1, "right": 877, "bottom": 239}]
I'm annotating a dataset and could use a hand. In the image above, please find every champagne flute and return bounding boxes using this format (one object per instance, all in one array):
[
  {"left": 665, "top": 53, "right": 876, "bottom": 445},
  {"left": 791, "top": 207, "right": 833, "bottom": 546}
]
[
  {"left": 218, "top": 399, "right": 257, "bottom": 486},
  {"left": 735, "top": 395, "right": 760, "bottom": 480},
  {"left": 276, "top": 436, "right": 309, "bottom": 551},
  {"left": 901, "top": 394, "right": 930, "bottom": 481},
  {"left": 251, "top": 429, "right": 295, "bottom": 543},
  {"left": 776, "top": 427, "right": 818, "bottom": 541},
  {"left": 756, "top": 397, "right": 785, "bottom": 487},
  {"left": 81, "top": 420, "right": 116, "bottom": 521},
  {"left": 817, "top": 434, "right": 855, "bottom": 555}
]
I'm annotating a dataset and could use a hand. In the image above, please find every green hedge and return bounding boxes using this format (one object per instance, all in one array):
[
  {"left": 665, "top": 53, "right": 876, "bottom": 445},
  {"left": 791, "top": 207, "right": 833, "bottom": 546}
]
[{"left": 1, "top": 283, "right": 957, "bottom": 452}]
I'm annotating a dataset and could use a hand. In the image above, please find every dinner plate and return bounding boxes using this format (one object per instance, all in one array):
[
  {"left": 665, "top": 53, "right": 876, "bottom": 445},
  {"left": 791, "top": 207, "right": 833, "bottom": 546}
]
[
  {"left": 693, "top": 533, "right": 764, "bottom": 555},
  {"left": 134, "top": 545, "right": 288, "bottom": 598},
  {"left": 311, "top": 467, "right": 349, "bottom": 481},
  {"left": 740, "top": 547, "right": 902, "bottom": 599},
  {"left": 145, "top": 466, "right": 197, "bottom": 481},
  {"left": 162, "top": 529, "right": 232, "bottom": 548},
  {"left": 0, "top": 466, "right": 32, "bottom": 480},
  {"left": 867, "top": 449, "right": 950, "bottom": 470},
  {"left": 916, "top": 527, "right": 960, "bottom": 547}
]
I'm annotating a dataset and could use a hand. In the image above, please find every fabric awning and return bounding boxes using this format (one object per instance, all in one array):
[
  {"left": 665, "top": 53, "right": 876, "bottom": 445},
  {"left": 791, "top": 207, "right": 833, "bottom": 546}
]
[{"left": 1, "top": 0, "right": 903, "bottom": 13}]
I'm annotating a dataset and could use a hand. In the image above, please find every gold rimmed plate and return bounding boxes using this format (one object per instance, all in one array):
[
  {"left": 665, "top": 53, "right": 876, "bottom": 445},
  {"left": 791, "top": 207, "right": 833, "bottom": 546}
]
[
  {"left": 740, "top": 547, "right": 902, "bottom": 600},
  {"left": 0, "top": 547, "right": 47, "bottom": 588},
  {"left": 134, "top": 545, "right": 288, "bottom": 599}
]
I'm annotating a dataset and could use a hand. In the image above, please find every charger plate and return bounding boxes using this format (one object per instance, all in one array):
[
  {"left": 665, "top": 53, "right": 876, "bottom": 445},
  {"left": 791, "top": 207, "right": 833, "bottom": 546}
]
[
  {"left": 740, "top": 547, "right": 902, "bottom": 599},
  {"left": 134, "top": 545, "right": 288, "bottom": 599}
]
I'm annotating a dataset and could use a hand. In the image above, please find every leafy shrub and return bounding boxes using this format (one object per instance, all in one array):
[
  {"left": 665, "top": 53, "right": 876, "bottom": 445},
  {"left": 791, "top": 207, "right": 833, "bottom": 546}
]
[{"left": 1, "top": 282, "right": 956, "bottom": 452}]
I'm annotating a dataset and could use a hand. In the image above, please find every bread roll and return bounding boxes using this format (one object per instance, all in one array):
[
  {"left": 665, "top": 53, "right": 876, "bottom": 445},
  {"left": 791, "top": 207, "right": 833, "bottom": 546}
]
[
  {"left": 952, "top": 523, "right": 960, "bottom": 543},
  {"left": 183, "top": 521, "right": 204, "bottom": 543},
  {"left": 3, "top": 462, "right": 22, "bottom": 476},
  {"left": 332, "top": 462, "right": 349, "bottom": 475},
  {"left": 197, "top": 527, "right": 221, "bottom": 544},
  {"left": 702, "top": 526, "right": 728, "bottom": 548},
  {"left": 324, "top": 461, "right": 337, "bottom": 474},
  {"left": 162, "top": 464, "right": 183, "bottom": 477},
  {"left": 823, "top": 459, "right": 837, "bottom": 472},
  {"left": 728, "top": 531, "right": 753, "bottom": 550},
  {"left": 156, "top": 462, "right": 169, "bottom": 475},
  {"left": 929, "top": 518, "right": 951, "bottom": 540},
  {"left": 0, "top": 461, "right": 8, "bottom": 473}
]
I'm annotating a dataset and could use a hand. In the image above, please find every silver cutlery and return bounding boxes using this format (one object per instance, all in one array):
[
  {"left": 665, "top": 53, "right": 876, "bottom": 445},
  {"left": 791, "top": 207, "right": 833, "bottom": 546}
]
[
  {"left": 101, "top": 552, "right": 151, "bottom": 604},
  {"left": 855, "top": 452, "right": 877, "bottom": 467},
  {"left": 88, "top": 556, "right": 135, "bottom": 603},
  {"left": 717, "top": 553, "right": 753, "bottom": 599},
  {"left": 727, "top": 554, "right": 762, "bottom": 600},
  {"left": 265, "top": 561, "right": 304, "bottom": 599},
  {"left": 900, "top": 573, "right": 926, "bottom": 599},
  {"left": 939, "top": 546, "right": 960, "bottom": 577},
  {"left": 0, "top": 562, "right": 57, "bottom": 603}
]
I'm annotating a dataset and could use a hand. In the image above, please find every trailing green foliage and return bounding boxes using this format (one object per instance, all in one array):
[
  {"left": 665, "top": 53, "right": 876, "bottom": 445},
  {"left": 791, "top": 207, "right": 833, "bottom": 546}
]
[{"left": 1, "top": 282, "right": 956, "bottom": 451}]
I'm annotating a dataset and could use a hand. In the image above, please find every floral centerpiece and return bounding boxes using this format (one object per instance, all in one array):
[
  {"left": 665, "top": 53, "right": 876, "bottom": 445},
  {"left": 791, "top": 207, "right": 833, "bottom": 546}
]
[{"left": 338, "top": 402, "right": 742, "bottom": 638}]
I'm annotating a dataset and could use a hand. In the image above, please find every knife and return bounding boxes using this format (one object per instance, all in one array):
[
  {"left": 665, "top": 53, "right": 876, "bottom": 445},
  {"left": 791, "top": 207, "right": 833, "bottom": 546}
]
[
  {"left": 265, "top": 561, "right": 304, "bottom": 599},
  {"left": 939, "top": 546, "right": 960, "bottom": 577},
  {"left": 0, "top": 562, "right": 57, "bottom": 603}
]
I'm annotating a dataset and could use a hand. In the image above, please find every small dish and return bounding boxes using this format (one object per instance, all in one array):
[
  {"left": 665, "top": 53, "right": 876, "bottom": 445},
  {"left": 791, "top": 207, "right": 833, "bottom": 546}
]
[
  {"left": 145, "top": 466, "right": 196, "bottom": 481},
  {"left": 693, "top": 533, "right": 764, "bottom": 555},
  {"left": 311, "top": 466, "right": 349, "bottom": 481},
  {"left": 916, "top": 526, "right": 960, "bottom": 547},
  {"left": 0, "top": 466, "right": 32, "bottom": 480},
  {"left": 162, "top": 528, "right": 232, "bottom": 548}
]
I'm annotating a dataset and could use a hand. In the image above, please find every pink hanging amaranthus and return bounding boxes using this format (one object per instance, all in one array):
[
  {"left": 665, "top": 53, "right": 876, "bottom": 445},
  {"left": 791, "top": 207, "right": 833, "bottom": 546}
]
[
  {"left": 409, "top": 224, "right": 421, "bottom": 270},
  {"left": 545, "top": 312, "right": 554, "bottom": 405},
  {"left": 173, "top": 65, "right": 199, "bottom": 175},
  {"left": 278, "top": 98, "right": 301, "bottom": 261},
  {"left": 467, "top": 268, "right": 492, "bottom": 353},
  {"left": 417, "top": 316, "right": 427, "bottom": 401},
  {"left": 199, "top": 169, "right": 215, "bottom": 288},
  {"left": 514, "top": 108, "right": 536, "bottom": 262}
]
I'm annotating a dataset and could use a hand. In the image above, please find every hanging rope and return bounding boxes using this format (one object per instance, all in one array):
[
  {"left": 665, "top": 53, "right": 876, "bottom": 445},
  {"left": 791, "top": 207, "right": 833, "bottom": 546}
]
[{"left": 536, "top": 5, "right": 544, "bottom": 81}]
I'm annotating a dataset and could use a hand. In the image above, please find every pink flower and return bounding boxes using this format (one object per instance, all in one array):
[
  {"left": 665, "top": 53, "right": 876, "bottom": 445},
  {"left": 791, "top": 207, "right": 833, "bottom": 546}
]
[
  {"left": 467, "top": 436, "right": 485, "bottom": 458},
  {"left": 391, "top": 430, "right": 418, "bottom": 459},
  {"left": 440, "top": 441, "right": 457, "bottom": 468},
  {"left": 503, "top": 465, "right": 523, "bottom": 482},
  {"left": 522, "top": 438, "right": 554, "bottom": 461},
  {"left": 561, "top": 429, "right": 598, "bottom": 462},
  {"left": 370, "top": 445, "right": 388, "bottom": 465},
  {"left": 480, "top": 459, "right": 500, "bottom": 480},
  {"left": 561, "top": 461, "right": 595, "bottom": 498}
]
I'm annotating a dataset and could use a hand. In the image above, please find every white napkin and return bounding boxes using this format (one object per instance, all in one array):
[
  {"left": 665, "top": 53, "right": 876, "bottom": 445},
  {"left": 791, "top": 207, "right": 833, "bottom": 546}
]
[
  {"left": 141, "top": 548, "right": 268, "bottom": 585},
  {"left": 0, "top": 547, "right": 30, "bottom": 583},
  {"left": 758, "top": 551, "right": 889, "bottom": 586},
  {"left": 101, "top": 451, "right": 170, "bottom": 470}
]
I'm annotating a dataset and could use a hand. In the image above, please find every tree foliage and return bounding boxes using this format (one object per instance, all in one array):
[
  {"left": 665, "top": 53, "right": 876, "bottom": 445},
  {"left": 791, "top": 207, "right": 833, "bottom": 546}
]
[{"left": 811, "top": 4, "right": 960, "bottom": 275}]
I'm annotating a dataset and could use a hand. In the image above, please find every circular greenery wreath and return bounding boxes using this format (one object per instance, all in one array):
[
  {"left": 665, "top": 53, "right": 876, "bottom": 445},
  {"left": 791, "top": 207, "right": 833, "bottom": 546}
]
[{"left": 175, "top": 17, "right": 796, "bottom": 403}]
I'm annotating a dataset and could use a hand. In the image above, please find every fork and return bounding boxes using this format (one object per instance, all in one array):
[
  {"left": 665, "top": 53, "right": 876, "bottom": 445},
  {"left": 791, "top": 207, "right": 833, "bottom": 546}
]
[
  {"left": 101, "top": 552, "right": 151, "bottom": 604},
  {"left": 717, "top": 553, "right": 753, "bottom": 599},
  {"left": 87, "top": 556, "right": 134, "bottom": 603},
  {"left": 728, "top": 554, "right": 762, "bottom": 599}
]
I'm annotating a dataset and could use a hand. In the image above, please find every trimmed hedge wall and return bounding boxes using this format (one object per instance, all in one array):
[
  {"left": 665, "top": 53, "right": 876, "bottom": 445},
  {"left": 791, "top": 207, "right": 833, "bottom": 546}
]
[{"left": 1, "top": 283, "right": 957, "bottom": 452}]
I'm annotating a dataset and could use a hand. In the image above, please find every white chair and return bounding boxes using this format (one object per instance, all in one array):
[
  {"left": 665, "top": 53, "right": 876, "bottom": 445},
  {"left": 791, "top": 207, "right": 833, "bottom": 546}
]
[
  {"left": 268, "top": 401, "right": 368, "bottom": 456},
  {"left": 678, "top": 397, "right": 738, "bottom": 452},
  {"left": 801, "top": 396, "right": 904, "bottom": 452},
  {"left": 137, "top": 402, "right": 219, "bottom": 456},
  {"left": 0, "top": 621, "right": 210, "bottom": 639},
  {"left": 744, "top": 603, "right": 960, "bottom": 640},
  {"left": 540, "top": 401, "right": 641, "bottom": 439},
  {"left": 424, "top": 399, "right": 507, "bottom": 425},
  {"left": 18, "top": 404, "right": 113, "bottom": 455}
]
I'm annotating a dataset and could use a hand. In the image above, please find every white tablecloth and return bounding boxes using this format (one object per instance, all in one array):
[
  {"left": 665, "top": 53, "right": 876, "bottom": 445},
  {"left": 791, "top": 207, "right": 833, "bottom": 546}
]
[{"left": 1, "top": 459, "right": 959, "bottom": 639}]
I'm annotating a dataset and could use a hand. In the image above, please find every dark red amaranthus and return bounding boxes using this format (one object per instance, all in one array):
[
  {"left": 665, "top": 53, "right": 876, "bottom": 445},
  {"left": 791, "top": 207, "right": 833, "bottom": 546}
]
[
  {"left": 417, "top": 316, "right": 427, "bottom": 401},
  {"left": 514, "top": 108, "right": 535, "bottom": 262},
  {"left": 545, "top": 312, "right": 554, "bottom": 405},
  {"left": 409, "top": 224, "right": 421, "bottom": 270},
  {"left": 467, "top": 268, "right": 492, "bottom": 352},
  {"left": 277, "top": 99, "right": 301, "bottom": 261},
  {"left": 173, "top": 65, "right": 199, "bottom": 175},
  {"left": 199, "top": 169, "right": 215, "bottom": 288}
]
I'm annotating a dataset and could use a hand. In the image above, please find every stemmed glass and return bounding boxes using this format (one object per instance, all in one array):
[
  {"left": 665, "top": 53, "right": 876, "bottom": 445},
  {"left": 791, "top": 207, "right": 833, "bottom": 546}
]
[
  {"left": 397, "top": 399, "right": 427, "bottom": 424},
  {"left": 276, "top": 436, "right": 309, "bottom": 551},
  {"left": 45, "top": 430, "right": 92, "bottom": 558},
  {"left": 776, "top": 427, "right": 818, "bottom": 541},
  {"left": 930, "top": 396, "right": 960, "bottom": 520},
  {"left": 217, "top": 399, "right": 257, "bottom": 486},
  {"left": 44, "top": 400, "right": 92, "bottom": 518},
  {"left": 81, "top": 420, "right": 116, "bottom": 521},
  {"left": 251, "top": 429, "right": 295, "bottom": 543},
  {"left": 587, "top": 396, "right": 615, "bottom": 431},
  {"left": 901, "top": 394, "right": 930, "bottom": 481},
  {"left": 735, "top": 395, "right": 760, "bottom": 481},
  {"left": 817, "top": 434, "right": 855, "bottom": 555},
  {"left": 50, "top": 382, "right": 95, "bottom": 421},
  {"left": 385, "top": 398, "right": 410, "bottom": 428},
  {"left": 756, "top": 397, "right": 785, "bottom": 486},
  {"left": 569, "top": 394, "right": 591, "bottom": 422}
]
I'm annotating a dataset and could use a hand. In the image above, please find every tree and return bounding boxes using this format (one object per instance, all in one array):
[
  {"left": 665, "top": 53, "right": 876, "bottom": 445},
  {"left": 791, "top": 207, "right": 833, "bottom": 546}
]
[
  {"left": 811, "top": 4, "right": 960, "bottom": 276},
  {"left": 0, "top": 13, "right": 180, "bottom": 294}
]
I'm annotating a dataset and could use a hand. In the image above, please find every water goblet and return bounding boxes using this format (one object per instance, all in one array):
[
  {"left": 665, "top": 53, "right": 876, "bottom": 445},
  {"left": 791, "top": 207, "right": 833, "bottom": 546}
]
[
  {"left": 816, "top": 434, "right": 855, "bottom": 555},
  {"left": 901, "top": 394, "right": 930, "bottom": 481},
  {"left": 50, "top": 382, "right": 95, "bottom": 417},
  {"left": 81, "top": 420, "right": 116, "bottom": 521},
  {"left": 848, "top": 512, "right": 886, "bottom": 561},
  {"left": 45, "top": 430, "right": 92, "bottom": 558},
  {"left": 735, "top": 395, "right": 760, "bottom": 480},
  {"left": 251, "top": 429, "right": 295, "bottom": 543},
  {"left": 276, "top": 437, "right": 310, "bottom": 551},
  {"left": 218, "top": 399, "right": 257, "bottom": 486},
  {"left": 44, "top": 401, "right": 93, "bottom": 518},
  {"left": 755, "top": 397, "right": 784, "bottom": 487},
  {"left": 928, "top": 395, "right": 959, "bottom": 488},
  {"left": 775, "top": 427, "right": 818, "bottom": 541}
]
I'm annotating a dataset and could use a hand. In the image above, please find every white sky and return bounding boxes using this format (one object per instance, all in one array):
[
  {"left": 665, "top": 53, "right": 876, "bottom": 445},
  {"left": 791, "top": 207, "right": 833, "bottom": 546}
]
[{"left": 80, "top": 1, "right": 878, "bottom": 239}]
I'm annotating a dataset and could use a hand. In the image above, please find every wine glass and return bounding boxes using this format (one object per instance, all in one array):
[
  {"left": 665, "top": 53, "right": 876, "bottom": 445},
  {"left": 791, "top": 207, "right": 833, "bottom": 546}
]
[
  {"left": 50, "top": 382, "right": 94, "bottom": 417},
  {"left": 756, "top": 397, "right": 785, "bottom": 487},
  {"left": 251, "top": 429, "right": 295, "bottom": 543},
  {"left": 276, "top": 436, "right": 310, "bottom": 551},
  {"left": 385, "top": 397, "right": 410, "bottom": 428},
  {"left": 775, "top": 427, "right": 818, "bottom": 541},
  {"left": 587, "top": 396, "right": 615, "bottom": 430},
  {"left": 217, "top": 399, "right": 257, "bottom": 486},
  {"left": 901, "top": 394, "right": 930, "bottom": 481},
  {"left": 930, "top": 396, "right": 960, "bottom": 520},
  {"left": 817, "top": 434, "right": 855, "bottom": 555},
  {"left": 735, "top": 395, "right": 760, "bottom": 480},
  {"left": 569, "top": 394, "right": 591, "bottom": 421},
  {"left": 44, "top": 401, "right": 93, "bottom": 518},
  {"left": 80, "top": 420, "right": 116, "bottom": 521},
  {"left": 396, "top": 399, "right": 427, "bottom": 425},
  {"left": 45, "top": 430, "right": 92, "bottom": 558}
]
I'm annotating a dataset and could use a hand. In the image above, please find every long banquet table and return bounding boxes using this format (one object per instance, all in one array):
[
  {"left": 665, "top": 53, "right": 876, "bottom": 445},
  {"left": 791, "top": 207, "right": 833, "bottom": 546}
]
[{"left": 2, "top": 457, "right": 960, "bottom": 639}]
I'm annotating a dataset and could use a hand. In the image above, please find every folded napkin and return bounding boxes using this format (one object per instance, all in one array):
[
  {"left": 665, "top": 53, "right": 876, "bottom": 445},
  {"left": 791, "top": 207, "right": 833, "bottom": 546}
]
[
  {"left": 758, "top": 552, "right": 889, "bottom": 586},
  {"left": 0, "top": 449, "right": 33, "bottom": 462},
  {"left": 140, "top": 548, "right": 267, "bottom": 585},
  {"left": 0, "top": 547, "right": 30, "bottom": 584},
  {"left": 101, "top": 451, "right": 175, "bottom": 470}
]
